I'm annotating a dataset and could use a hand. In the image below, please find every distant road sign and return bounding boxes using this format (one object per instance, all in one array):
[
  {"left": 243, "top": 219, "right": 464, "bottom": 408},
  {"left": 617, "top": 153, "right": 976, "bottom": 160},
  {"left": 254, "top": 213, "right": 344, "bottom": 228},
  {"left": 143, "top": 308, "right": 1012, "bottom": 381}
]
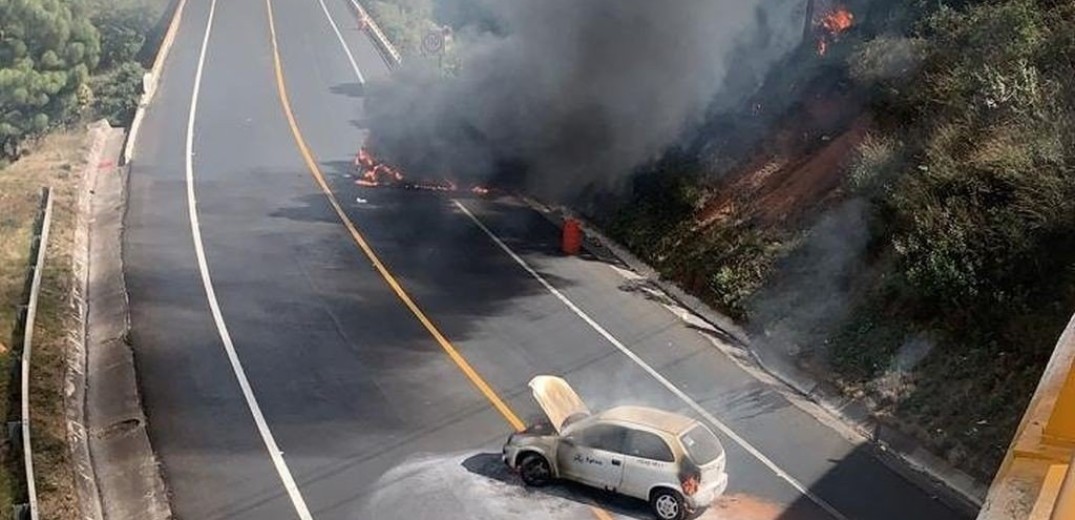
[{"left": 422, "top": 30, "right": 445, "bottom": 55}]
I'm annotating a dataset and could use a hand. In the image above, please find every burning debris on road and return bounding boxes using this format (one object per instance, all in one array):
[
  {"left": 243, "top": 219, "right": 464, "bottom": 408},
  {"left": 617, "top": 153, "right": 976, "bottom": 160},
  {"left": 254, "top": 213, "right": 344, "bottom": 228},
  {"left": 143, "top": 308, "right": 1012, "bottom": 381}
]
[
  {"left": 354, "top": 147, "right": 404, "bottom": 187},
  {"left": 353, "top": 146, "right": 490, "bottom": 195}
]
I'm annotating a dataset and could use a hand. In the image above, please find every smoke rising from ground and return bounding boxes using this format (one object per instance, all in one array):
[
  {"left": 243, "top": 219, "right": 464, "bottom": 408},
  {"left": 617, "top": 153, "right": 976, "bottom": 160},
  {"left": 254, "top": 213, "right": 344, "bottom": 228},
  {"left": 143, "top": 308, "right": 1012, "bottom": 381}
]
[
  {"left": 748, "top": 199, "right": 870, "bottom": 358},
  {"left": 365, "top": 0, "right": 804, "bottom": 198}
]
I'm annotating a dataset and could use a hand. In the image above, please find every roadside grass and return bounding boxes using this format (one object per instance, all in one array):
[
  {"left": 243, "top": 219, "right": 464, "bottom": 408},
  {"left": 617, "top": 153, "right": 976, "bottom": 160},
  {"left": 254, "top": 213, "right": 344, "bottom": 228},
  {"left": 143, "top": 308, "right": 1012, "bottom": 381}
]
[{"left": 0, "top": 130, "right": 90, "bottom": 518}]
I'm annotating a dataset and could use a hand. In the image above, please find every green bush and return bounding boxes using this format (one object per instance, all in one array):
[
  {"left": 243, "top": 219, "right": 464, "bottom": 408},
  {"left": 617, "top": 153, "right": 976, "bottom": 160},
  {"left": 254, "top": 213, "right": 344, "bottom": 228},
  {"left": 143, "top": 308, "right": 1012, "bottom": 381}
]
[
  {"left": 90, "top": 61, "right": 145, "bottom": 127},
  {"left": 369, "top": 0, "right": 435, "bottom": 56},
  {"left": 92, "top": 6, "right": 154, "bottom": 70},
  {"left": 827, "top": 0, "right": 1075, "bottom": 476},
  {"left": 878, "top": 0, "right": 1075, "bottom": 322}
]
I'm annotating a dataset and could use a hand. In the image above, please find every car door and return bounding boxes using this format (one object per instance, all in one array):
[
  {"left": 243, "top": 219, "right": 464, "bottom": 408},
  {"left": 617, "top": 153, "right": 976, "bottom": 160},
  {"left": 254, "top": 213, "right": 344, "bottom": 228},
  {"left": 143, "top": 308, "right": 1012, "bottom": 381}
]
[
  {"left": 557, "top": 423, "right": 627, "bottom": 491},
  {"left": 621, "top": 428, "right": 678, "bottom": 500}
]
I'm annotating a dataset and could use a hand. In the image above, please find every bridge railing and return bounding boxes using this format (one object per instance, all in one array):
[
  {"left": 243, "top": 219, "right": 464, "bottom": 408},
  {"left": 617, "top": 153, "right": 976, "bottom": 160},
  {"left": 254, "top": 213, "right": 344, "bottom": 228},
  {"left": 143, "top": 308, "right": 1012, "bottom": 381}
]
[
  {"left": 347, "top": 0, "right": 402, "bottom": 67},
  {"left": 979, "top": 311, "right": 1075, "bottom": 519}
]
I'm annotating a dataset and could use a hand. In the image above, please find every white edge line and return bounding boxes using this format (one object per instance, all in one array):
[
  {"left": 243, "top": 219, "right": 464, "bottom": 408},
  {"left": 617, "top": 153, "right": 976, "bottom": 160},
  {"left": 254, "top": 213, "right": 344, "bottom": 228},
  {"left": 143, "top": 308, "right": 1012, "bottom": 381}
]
[
  {"left": 316, "top": 0, "right": 367, "bottom": 85},
  {"left": 451, "top": 199, "right": 851, "bottom": 520},
  {"left": 184, "top": 1, "right": 313, "bottom": 519}
]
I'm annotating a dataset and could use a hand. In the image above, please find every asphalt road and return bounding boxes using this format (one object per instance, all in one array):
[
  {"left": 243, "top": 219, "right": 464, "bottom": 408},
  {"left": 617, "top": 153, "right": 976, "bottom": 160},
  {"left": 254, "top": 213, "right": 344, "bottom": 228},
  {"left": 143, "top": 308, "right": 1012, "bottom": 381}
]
[{"left": 124, "top": 0, "right": 974, "bottom": 519}]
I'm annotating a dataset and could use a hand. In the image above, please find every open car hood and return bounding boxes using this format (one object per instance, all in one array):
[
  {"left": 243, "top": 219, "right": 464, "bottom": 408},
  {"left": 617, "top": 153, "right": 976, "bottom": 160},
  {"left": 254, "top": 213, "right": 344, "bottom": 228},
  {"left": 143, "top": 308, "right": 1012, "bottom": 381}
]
[{"left": 528, "top": 375, "right": 591, "bottom": 433}]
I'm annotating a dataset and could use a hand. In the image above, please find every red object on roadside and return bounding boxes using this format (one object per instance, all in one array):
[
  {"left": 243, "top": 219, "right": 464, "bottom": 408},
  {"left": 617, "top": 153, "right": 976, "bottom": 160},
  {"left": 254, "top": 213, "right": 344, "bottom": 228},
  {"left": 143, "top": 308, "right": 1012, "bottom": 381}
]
[{"left": 562, "top": 218, "right": 582, "bottom": 256}]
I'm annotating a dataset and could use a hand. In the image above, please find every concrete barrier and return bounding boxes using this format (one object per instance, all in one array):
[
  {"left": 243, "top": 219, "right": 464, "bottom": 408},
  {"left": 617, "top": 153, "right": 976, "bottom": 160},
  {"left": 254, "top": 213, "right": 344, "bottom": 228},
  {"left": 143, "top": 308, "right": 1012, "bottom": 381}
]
[{"left": 979, "top": 312, "right": 1075, "bottom": 519}]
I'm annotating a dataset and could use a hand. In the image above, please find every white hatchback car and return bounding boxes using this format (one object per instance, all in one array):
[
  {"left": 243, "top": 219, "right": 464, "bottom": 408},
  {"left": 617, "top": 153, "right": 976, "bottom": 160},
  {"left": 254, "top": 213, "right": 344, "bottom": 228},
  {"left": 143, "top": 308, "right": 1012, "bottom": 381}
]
[{"left": 503, "top": 376, "right": 729, "bottom": 520}]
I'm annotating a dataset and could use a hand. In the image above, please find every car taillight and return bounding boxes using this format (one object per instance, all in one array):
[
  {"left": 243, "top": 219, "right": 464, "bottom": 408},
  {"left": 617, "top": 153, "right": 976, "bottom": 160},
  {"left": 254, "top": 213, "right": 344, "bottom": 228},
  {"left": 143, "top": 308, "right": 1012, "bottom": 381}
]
[{"left": 681, "top": 475, "right": 700, "bottom": 496}]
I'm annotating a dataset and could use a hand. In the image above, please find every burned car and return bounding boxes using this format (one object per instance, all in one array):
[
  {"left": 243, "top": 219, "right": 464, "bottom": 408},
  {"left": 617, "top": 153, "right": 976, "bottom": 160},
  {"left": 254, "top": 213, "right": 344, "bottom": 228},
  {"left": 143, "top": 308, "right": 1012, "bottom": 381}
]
[{"left": 503, "top": 376, "right": 728, "bottom": 520}]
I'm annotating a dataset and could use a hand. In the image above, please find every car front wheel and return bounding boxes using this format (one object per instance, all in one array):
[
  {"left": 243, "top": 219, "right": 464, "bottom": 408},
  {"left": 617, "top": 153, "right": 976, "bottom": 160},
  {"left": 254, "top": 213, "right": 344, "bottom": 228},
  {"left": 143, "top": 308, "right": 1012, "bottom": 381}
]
[
  {"left": 650, "top": 488, "right": 687, "bottom": 520},
  {"left": 518, "top": 453, "right": 552, "bottom": 487}
]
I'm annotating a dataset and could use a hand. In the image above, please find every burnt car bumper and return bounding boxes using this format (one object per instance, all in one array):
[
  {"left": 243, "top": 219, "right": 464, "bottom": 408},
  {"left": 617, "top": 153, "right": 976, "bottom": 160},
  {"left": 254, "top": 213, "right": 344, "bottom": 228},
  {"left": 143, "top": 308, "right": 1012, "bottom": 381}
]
[{"left": 687, "top": 471, "right": 729, "bottom": 510}]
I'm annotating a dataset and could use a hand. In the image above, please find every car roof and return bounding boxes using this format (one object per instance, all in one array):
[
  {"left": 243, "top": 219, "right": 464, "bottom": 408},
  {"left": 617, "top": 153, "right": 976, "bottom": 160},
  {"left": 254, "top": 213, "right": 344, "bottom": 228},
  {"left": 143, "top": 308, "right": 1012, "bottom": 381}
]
[{"left": 596, "top": 405, "right": 697, "bottom": 434}]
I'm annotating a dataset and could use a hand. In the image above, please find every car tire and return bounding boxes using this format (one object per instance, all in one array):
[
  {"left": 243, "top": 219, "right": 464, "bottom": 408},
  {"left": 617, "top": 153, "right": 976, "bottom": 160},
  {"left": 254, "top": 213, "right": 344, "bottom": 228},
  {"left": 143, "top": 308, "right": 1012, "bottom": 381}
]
[
  {"left": 650, "top": 488, "right": 687, "bottom": 520},
  {"left": 518, "top": 453, "right": 553, "bottom": 487}
]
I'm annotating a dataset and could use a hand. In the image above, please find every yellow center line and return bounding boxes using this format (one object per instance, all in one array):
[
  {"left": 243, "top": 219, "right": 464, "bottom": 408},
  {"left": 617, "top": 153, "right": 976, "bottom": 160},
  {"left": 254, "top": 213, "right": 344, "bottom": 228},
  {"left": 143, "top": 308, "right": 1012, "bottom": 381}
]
[
  {"left": 263, "top": 4, "right": 617, "bottom": 518},
  {"left": 264, "top": 0, "right": 523, "bottom": 431}
]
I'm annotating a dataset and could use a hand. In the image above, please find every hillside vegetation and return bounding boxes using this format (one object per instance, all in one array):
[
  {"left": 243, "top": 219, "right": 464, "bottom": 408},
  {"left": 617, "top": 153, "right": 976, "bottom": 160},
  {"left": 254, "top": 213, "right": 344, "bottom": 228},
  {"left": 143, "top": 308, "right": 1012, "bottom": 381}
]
[
  {"left": 599, "top": 0, "right": 1075, "bottom": 479},
  {"left": 0, "top": 0, "right": 166, "bottom": 162},
  {"left": 0, "top": 0, "right": 167, "bottom": 513}
]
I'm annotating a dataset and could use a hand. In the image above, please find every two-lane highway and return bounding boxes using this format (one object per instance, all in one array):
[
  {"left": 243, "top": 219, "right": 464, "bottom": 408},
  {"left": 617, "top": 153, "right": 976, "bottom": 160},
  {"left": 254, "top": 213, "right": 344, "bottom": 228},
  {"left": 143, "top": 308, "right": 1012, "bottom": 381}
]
[{"left": 124, "top": 0, "right": 973, "bottom": 519}]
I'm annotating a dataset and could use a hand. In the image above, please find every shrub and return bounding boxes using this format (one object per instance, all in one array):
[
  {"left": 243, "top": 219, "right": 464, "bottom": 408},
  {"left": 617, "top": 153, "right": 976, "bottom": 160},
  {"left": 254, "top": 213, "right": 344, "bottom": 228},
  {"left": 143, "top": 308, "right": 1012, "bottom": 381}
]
[
  {"left": 369, "top": 0, "right": 435, "bottom": 56},
  {"left": 90, "top": 61, "right": 145, "bottom": 126},
  {"left": 93, "top": 7, "right": 154, "bottom": 70}
]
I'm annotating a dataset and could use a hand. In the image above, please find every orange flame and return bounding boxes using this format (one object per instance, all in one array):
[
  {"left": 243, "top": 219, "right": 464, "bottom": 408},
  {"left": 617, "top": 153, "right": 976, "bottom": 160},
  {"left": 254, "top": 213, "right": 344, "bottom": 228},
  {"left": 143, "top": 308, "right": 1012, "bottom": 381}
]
[
  {"left": 353, "top": 146, "right": 491, "bottom": 195},
  {"left": 816, "top": 6, "right": 854, "bottom": 56},
  {"left": 822, "top": 8, "right": 854, "bottom": 34},
  {"left": 354, "top": 147, "right": 404, "bottom": 187},
  {"left": 681, "top": 476, "right": 700, "bottom": 496}
]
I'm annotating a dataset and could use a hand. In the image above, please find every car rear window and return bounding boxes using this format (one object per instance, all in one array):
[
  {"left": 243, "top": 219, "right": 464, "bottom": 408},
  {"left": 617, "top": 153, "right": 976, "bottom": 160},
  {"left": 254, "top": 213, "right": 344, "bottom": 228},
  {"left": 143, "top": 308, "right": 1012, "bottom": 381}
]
[{"left": 680, "top": 425, "right": 722, "bottom": 465}]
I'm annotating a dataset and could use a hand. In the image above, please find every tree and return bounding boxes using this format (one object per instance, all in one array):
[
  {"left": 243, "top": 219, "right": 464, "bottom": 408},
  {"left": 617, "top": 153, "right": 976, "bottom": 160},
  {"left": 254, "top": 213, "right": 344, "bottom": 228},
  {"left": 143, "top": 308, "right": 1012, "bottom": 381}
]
[
  {"left": 92, "top": 5, "right": 152, "bottom": 70},
  {"left": 0, "top": 0, "right": 100, "bottom": 158},
  {"left": 90, "top": 60, "right": 144, "bottom": 126}
]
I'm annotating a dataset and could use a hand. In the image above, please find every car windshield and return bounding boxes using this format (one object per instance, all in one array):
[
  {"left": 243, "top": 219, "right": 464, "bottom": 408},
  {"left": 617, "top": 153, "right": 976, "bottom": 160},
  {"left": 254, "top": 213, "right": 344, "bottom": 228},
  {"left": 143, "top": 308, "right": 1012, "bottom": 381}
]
[{"left": 680, "top": 425, "right": 722, "bottom": 465}]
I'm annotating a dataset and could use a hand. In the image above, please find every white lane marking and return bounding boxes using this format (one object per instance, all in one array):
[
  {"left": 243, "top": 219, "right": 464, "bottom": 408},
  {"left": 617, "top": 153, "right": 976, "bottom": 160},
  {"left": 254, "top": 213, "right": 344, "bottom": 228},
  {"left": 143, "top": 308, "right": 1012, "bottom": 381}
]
[
  {"left": 315, "top": 0, "right": 366, "bottom": 85},
  {"left": 185, "top": 1, "right": 314, "bottom": 518},
  {"left": 452, "top": 200, "right": 850, "bottom": 520}
]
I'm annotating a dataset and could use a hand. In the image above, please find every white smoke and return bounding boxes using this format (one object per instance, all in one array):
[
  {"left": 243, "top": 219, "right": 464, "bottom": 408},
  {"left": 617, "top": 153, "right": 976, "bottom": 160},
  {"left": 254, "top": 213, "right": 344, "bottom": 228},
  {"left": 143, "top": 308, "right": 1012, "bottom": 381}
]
[{"left": 356, "top": 452, "right": 593, "bottom": 519}]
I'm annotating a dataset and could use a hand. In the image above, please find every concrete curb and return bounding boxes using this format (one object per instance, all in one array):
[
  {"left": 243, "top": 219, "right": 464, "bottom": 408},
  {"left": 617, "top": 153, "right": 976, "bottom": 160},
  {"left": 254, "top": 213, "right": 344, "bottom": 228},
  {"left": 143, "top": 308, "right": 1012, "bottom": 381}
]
[
  {"left": 518, "top": 196, "right": 986, "bottom": 517},
  {"left": 67, "top": 121, "right": 111, "bottom": 520},
  {"left": 123, "top": 0, "right": 189, "bottom": 165},
  {"left": 347, "top": 0, "right": 402, "bottom": 66},
  {"left": 85, "top": 128, "right": 172, "bottom": 520}
]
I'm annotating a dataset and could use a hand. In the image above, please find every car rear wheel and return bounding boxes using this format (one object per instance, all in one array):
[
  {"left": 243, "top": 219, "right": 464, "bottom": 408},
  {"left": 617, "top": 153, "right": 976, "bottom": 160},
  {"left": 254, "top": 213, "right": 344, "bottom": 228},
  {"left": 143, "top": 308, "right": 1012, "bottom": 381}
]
[
  {"left": 650, "top": 488, "right": 687, "bottom": 520},
  {"left": 518, "top": 453, "right": 552, "bottom": 487}
]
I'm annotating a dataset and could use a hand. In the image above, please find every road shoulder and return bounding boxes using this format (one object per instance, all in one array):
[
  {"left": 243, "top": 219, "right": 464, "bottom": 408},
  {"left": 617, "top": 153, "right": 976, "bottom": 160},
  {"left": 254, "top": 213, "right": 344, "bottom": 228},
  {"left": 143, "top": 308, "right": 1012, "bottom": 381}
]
[
  {"left": 519, "top": 196, "right": 986, "bottom": 517},
  {"left": 79, "top": 124, "right": 171, "bottom": 520}
]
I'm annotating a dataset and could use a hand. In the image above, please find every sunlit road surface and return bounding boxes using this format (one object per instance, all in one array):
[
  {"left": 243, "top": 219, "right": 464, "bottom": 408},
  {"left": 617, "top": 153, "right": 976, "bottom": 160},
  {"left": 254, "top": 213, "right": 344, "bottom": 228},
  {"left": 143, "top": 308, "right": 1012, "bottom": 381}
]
[{"left": 123, "top": 0, "right": 973, "bottom": 519}]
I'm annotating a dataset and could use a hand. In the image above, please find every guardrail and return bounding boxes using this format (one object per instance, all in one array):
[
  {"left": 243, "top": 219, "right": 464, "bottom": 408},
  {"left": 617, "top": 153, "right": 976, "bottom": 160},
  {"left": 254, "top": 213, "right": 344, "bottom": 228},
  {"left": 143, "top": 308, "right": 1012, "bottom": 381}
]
[
  {"left": 7, "top": 188, "right": 54, "bottom": 520},
  {"left": 979, "top": 310, "right": 1075, "bottom": 519},
  {"left": 347, "top": 0, "right": 402, "bottom": 66}
]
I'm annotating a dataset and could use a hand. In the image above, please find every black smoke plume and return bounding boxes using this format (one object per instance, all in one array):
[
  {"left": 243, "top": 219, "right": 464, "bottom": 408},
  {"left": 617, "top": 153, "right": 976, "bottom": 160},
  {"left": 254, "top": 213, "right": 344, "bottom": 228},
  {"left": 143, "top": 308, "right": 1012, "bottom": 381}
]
[{"left": 364, "top": 0, "right": 805, "bottom": 199}]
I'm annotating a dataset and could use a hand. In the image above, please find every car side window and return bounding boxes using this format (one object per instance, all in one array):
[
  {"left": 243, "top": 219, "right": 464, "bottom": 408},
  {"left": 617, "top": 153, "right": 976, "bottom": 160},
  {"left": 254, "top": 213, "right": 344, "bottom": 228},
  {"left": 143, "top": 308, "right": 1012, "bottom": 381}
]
[
  {"left": 624, "top": 429, "right": 675, "bottom": 462},
  {"left": 577, "top": 424, "right": 628, "bottom": 453}
]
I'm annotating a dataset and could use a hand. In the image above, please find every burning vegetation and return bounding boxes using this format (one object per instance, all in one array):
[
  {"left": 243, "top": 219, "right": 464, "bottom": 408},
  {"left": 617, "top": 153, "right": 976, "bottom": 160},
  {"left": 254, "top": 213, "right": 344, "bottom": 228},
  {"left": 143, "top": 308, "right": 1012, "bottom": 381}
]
[
  {"left": 816, "top": 6, "right": 854, "bottom": 56},
  {"left": 599, "top": 0, "right": 1075, "bottom": 484}
]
